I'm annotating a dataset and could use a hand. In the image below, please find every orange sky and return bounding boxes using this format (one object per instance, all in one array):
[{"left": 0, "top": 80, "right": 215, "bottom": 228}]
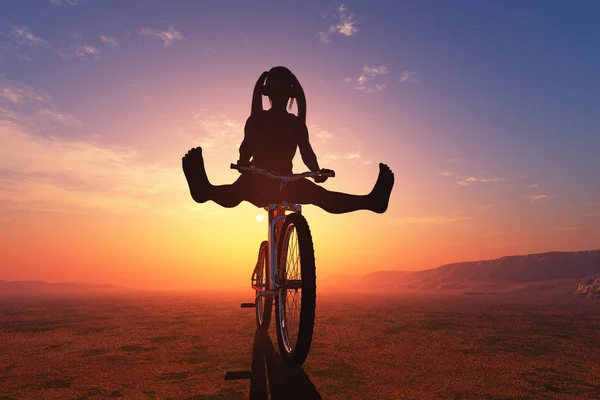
[{"left": 1, "top": 1, "right": 600, "bottom": 291}]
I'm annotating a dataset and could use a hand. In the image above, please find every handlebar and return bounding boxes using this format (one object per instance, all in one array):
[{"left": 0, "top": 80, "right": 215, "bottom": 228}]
[{"left": 230, "top": 163, "right": 335, "bottom": 181}]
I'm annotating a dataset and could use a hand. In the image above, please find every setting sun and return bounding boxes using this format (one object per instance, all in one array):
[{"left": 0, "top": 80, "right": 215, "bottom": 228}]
[{"left": 256, "top": 214, "right": 264, "bottom": 222}]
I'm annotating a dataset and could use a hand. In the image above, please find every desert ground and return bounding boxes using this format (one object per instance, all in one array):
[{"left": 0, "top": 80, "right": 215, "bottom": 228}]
[{"left": 1, "top": 292, "right": 599, "bottom": 399}]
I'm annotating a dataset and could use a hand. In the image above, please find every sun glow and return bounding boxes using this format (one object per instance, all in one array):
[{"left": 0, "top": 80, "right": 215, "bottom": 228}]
[{"left": 256, "top": 214, "right": 264, "bottom": 222}]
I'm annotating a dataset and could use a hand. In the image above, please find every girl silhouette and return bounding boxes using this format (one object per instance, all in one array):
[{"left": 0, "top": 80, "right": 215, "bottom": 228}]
[{"left": 182, "top": 66, "right": 394, "bottom": 214}]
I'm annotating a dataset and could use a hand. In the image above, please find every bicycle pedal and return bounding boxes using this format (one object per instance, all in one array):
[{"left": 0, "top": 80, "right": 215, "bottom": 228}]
[{"left": 240, "top": 302, "right": 256, "bottom": 308}]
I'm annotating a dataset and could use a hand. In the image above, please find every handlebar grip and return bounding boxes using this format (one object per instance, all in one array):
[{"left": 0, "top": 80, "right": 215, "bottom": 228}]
[
  {"left": 329, "top": 170, "right": 336, "bottom": 178},
  {"left": 230, "top": 163, "right": 238, "bottom": 170}
]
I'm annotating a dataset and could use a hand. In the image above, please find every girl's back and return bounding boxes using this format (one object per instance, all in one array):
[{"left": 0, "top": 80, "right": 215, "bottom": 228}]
[{"left": 245, "top": 110, "right": 300, "bottom": 175}]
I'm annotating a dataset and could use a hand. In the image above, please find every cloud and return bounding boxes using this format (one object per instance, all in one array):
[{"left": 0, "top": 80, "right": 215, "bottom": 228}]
[
  {"left": 37, "top": 109, "right": 83, "bottom": 127},
  {"left": 344, "top": 65, "right": 388, "bottom": 93},
  {"left": 524, "top": 194, "right": 550, "bottom": 203},
  {"left": 324, "top": 153, "right": 362, "bottom": 162},
  {"left": 314, "top": 130, "right": 333, "bottom": 141},
  {"left": 0, "top": 121, "right": 184, "bottom": 214},
  {"left": 137, "top": 26, "right": 185, "bottom": 47},
  {"left": 440, "top": 171, "right": 453, "bottom": 177},
  {"left": 1, "top": 79, "right": 83, "bottom": 128},
  {"left": 203, "top": 46, "right": 216, "bottom": 55},
  {"left": 476, "top": 204, "right": 494, "bottom": 211},
  {"left": 390, "top": 214, "right": 471, "bottom": 226},
  {"left": 399, "top": 71, "right": 421, "bottom": 83},
  {"left": 10, "top": 26, "right": 52, "bottom": 49},
  {"left": 528, "top": 183, "right": 540, "bottom": 188},
  {"left": 180, "top": 113, "right": 243, "bottom": 152},
  {"left": 455, "top": 176, "right": 505, "bottom": 186},
  {"left": 317, "top": 32, "right": 331, "bottom": 44},
  {"left": 307, "top": 124, "right": 334, "bottom": 141},
  {"left": 57, "top": 33, "right": 101, "bottom": 59},
  {"left": 318, "top": 4, "right": 359, "bottom": 44},
  {"left": 0, "top": 81, "right": 49, "bottom": 104},
  {"left": 98, "top": 35, "right": 119, "bottom": 48}
]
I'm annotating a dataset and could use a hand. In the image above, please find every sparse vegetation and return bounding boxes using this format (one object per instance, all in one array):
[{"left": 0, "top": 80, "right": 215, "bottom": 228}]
[{"left": 0, "top": 293, "right": 598, "bottom": 398}]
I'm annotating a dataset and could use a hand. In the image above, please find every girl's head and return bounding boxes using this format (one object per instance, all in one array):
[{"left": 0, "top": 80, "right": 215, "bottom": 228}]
[
  {"left": 262, "top": 66, "right": 296, "bottom": 101},
  {"left": 251, "top": 66, "right": 306, "bottom": 123}
]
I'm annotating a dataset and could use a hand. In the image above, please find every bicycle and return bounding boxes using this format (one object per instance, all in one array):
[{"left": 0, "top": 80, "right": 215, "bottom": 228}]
[{"left": 232, "top": 163, "right": 335, "bottom": 366}]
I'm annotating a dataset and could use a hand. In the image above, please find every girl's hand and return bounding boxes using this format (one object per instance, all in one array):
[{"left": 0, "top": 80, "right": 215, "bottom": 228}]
[{"left": 314, "top": 168, "right": 334, "bottom": 183}]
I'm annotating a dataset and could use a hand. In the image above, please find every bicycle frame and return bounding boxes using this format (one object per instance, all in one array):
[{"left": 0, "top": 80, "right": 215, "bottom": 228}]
[{"left": 230, "top": 163, "right": 334, "bottom": 298}]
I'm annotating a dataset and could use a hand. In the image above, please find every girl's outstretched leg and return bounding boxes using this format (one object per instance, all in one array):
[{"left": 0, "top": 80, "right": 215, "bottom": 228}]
[
  {"left": 182, "top": 147, "right": 245, "bottom": 208},
  {"left": 183, "top": 147, "right": 211, "bottom": 203},
  {"left": 369, "top": 163, "right": 395, "bottom": 213},
  {"left": 288, "top": 163, "right": 394, "bottom": 214}
]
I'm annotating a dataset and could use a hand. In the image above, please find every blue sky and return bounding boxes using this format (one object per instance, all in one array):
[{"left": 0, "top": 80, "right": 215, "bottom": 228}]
[{"left": 1, "top": 0, "right": 600, "bottom": 287}]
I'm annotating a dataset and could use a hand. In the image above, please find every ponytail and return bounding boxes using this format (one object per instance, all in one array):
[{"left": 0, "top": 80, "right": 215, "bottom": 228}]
[
  {"left": 290, "top": 74, "right": 307, "bottom": 125},
  {"left": 251, "top": 71, "right": 269, "bottom": 116}
]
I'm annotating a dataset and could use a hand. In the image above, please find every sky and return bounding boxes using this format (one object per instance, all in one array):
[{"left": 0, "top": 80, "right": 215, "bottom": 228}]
[{"left": 1, "top": 0, "right": 599, "bottom": 290}]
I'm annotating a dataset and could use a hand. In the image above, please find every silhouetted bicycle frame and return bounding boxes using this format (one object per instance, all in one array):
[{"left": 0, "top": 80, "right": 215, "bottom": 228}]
[{"left": 232, "top": 163, "right": 334, "bottom": 366}]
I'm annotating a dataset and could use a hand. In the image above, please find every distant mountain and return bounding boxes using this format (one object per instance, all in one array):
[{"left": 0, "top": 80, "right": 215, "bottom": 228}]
[
  {"left": 321, "top": 250, "right": 600, "bottom": 295},
  {"left": 0, "top": 280, "right": 128, "bottom": 296}
]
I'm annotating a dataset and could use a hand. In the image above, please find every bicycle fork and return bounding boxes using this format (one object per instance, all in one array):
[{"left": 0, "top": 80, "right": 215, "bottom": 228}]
[{"left": 267, "top": 204, "right": 288, "bottom": 295}]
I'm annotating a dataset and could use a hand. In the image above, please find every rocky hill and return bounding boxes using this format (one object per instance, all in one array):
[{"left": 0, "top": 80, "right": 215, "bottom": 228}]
[{"left": 322, "top": 250, "right": 600, "bottom": 295}]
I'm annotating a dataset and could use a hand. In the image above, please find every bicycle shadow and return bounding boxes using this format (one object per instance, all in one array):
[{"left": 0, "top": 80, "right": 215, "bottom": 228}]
[{"left": 226, "top": 328, "right": 322, "bottom": 400}]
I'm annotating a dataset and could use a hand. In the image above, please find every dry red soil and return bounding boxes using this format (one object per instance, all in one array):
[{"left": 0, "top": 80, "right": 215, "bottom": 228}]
[{"left": 1, "top": 292, "right": 599, "bottom": 399}]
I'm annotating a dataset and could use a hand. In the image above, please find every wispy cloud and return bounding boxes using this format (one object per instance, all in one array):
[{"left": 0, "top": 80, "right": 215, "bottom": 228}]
[
  {"left": 10, "top": 25, "right": 52, "bottom": 49},
  {"left": 318, "top": 4, "right": 359, "bottom": 44},
  {"left": 37, "top": 109, "right": 82, "bottom": 127},
  {"left": 456, "top": 176, "right": 505, "bottom": 186},
  {"left": 0, "top": 79, "right": 83, "bottom": 128},
  {"left": 57, "top": 33, "right": 101, "bottom": 59},
  {"left": 177, "top": 113, "right": 243, "bottom": 152},
  {"left": 440, "top": 169, "right": 505, "bottom": 186},
  {"left": 524, "top": 194, "right": 550, "bottom": 203},
  {"left": 399, "top": 71, "right": 421, "bottom": 83},
  {"left": 137, "top": 26, "right": 185, "bottom": 47},
  {"left": 0, "top": 81, "right": 49, "bottom": 104},
  {"left": 307, "top": 124, "right": 334, "bottom": 141},
  {"left": 324, "top": 153, "right": 362, "bottom": 162},
  {"left": 98, "top": 34, "right": 119, "bottom": 48},
  {"left": 344, "top": 65, "right": 388, "bottom": 93},
  {"left": 0, "top": 121, "right": 183, "bottom": 214}
]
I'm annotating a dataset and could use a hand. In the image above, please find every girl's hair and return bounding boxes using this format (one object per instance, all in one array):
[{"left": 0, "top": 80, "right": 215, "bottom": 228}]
[{"left": 251, "top": 66, "right": 307, "bottom": 124}]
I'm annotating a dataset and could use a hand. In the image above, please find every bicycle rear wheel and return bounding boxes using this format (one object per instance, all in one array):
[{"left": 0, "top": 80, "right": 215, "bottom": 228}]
[
  {"left": 275, "top": 213, "right": 316, "bottom": 366},
  {"left": 255, "top": 241, "right": 272, "bottom": 330}
]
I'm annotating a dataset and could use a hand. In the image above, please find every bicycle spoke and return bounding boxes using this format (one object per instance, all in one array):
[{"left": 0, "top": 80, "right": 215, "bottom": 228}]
[{"left": 280, "top": 225, "right": 301, "bottom": 351}]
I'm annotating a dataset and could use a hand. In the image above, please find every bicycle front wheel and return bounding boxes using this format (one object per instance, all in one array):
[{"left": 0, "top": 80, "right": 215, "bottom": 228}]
[
  {"left": 275, "top": 213, "right": 316, "bottom": 366},
  {"left": 255, "top": 241, "right": 272, "bottom": 330}
]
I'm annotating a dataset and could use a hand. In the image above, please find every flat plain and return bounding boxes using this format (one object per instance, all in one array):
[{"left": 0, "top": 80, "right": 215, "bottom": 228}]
[{"left": 1, "top": 292, "right": 599, "bottom": 399}]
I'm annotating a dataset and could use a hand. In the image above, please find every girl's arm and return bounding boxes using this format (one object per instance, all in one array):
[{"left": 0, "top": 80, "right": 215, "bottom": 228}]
[
  {"left": 238, "top": 116, "right": 255, "bottom": 165},
  {"left": 297, "top": 121, "right": 320, "bottom": 172}
]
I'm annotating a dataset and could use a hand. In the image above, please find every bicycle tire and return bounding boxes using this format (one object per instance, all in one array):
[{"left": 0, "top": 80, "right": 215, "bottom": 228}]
[
  {"left": 255, "top": 241, "right": 272, "bottom": 330},
  {"left": 275, "top": 213, "right": 316, "bottom": 366}
]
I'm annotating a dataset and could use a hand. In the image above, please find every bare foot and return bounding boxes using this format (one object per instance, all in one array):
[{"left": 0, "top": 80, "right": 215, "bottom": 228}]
[
  {"left": 182, "top": 147, "right": 211, "bottom": 203},
  {"left": 369, "top": 163, "right": 394, "bottom": 213}
]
